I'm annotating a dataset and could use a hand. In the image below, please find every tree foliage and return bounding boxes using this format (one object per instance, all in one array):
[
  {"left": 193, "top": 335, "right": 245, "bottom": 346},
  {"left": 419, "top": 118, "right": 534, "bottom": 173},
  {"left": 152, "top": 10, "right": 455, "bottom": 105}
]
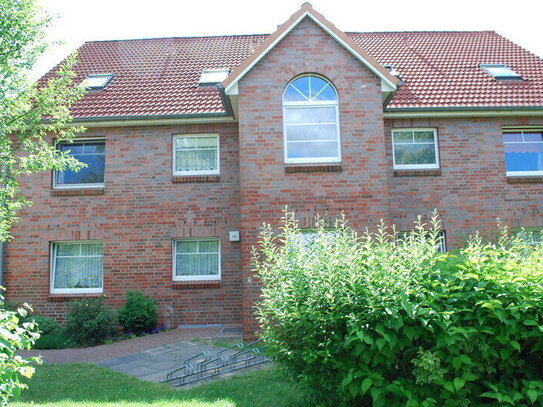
[
  {"left": 254, "top": 211, "right": 543, "bottom": 406},
  {"left": 0, "top": 0, "right": 86, "bottom": 242},
  {"left": 0, "top": 289, "right": 40, "bottom": 406}
]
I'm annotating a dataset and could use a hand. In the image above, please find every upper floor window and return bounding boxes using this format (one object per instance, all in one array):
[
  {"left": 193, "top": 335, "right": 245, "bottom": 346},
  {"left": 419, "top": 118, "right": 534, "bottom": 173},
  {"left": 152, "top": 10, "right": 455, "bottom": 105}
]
[
  {"left": 392, "top": 128, "right": 439, "bottom": 169},
  {"left": 480, "top": 64, "right": 521, "bottom": 80},
  {"left": 82, "top": 74, "right": 114, "bottom": 90},
  {"left": 54, "top": 139, "right": 105, "bottom": 188},
  {"left": 503, "top": 131, "right": 543, "bottom": 176},
  {"left": 283, "top": 75, "right": 340, "bottom": 164},
  {"left": 173, "top": 134, "right": 220, "bottom": 175}
]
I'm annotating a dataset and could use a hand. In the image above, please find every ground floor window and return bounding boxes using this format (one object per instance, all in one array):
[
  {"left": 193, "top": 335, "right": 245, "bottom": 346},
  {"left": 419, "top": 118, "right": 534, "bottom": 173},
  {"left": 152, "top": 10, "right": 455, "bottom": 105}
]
[
  {"left": 512, "top": 228, "right": 543, "bottom": 246},
  {"left": 397, "top": 230, "right": 447, "bottom": 253},
  {"left": 50, "top": 241, "right": 103, "bottom": 294},
  {"left": 173, "top": 238, "right": 220, "bottom": 281}
]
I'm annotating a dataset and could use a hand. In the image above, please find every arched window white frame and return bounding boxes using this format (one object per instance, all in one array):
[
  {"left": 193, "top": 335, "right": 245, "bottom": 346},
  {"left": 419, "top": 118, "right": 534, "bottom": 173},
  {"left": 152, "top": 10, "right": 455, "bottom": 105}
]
[{"left": 282, "top": 74, "right": 341, "bottom": 164}]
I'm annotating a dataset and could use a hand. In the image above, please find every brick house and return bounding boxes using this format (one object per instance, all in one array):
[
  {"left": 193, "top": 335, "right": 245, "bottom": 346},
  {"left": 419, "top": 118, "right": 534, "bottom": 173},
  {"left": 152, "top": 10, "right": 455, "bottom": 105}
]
[{"left": 4, "top": 3, "right": 543, "bottom": 339}]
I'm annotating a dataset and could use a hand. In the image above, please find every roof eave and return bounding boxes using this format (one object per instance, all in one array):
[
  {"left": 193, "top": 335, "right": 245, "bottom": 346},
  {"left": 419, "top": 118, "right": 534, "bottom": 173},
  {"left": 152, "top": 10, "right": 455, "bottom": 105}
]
[{"left": 384, "top": 106, "right": 543, "bottom": 118}]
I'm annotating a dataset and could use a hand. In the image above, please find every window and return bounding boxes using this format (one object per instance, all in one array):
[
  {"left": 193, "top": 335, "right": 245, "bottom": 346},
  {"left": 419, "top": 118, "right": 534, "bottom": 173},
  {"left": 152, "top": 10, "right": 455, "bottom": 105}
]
[
  {"left": 383, "top": 64, "right": 400, "bottom": 77},
  {"left": 199, "top": 69, "right": 230, "bottom": 85},
  {"left": 283, "top": 74, "right": 340, "bottom": 164},
  {"left": 392, "top": 128, "right": 439, "bottom": 169},
  {"left": 173, "top": 134, "right": 219, "bottom": 175},
  {"left": 480, "top": 64, "right": 521, "bottom": 80},
  {"left": 173, "top": 238, "right": 220, "bottom": 281},
  {"left": 512, "top": 229, "right": 543, "bottom": 246},
  {"left": 503, "top": 131, "right": 543, "bottom": 176},
  {"left": 54, "top": 140, "right": 105, "bottom": 188},
  {"left": 398, "top": 231, "right": 447, "bottom": 253},
  {"left": 51, "top": 241, "right": 103, "bottom": 294},
  {"left": 82, "top": 74, "right": 113, "bottom": 90}
]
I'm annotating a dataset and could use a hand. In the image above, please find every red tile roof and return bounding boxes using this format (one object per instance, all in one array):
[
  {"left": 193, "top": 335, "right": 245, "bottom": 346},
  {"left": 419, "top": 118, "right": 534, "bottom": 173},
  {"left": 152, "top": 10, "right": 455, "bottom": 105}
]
[{"left": 42, "top": 30, "right": 543, "bottom": 119}]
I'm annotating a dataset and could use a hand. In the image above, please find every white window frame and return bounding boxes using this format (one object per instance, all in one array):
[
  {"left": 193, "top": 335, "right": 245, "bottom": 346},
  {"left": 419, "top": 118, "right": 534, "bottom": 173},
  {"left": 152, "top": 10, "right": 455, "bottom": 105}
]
[
  {"left": 397, "top": 230, "right": 447, "bottom": 253},
  {"left": 172, "top": 238, "right": 221, "bottom": 281},
  {"left": 283, "top": 75, "right": 341, "bottom": 164},
  {"left": 53, "top": 138, "right": 106, "bottom": 189},
  {"left": 172, "top": 134, "right": 220, "bottom": 176},
  {"left": 503, "top": 131, "right": 543, "bottom": 177},
  {"left": 50, "top": 240, "right": 104, "bottom": 294},
  {"left": 392, "top": 128, "right": 440, "bottom": 170},
  {"left": 480, "top": 64, "right": 521, "bottom": 80}
]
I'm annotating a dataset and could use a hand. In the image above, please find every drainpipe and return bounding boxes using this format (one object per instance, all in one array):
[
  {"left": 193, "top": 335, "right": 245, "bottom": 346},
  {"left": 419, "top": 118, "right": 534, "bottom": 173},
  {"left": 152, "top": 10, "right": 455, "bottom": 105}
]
[{"left": 0, "top": 163, "right": 7, "bottom": 287}]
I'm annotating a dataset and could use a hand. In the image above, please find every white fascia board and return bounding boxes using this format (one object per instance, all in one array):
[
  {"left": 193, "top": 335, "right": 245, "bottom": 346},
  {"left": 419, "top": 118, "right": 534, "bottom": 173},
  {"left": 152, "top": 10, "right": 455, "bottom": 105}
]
[{"left": 224, "top": 11, "right": 397, "bottom": 96}]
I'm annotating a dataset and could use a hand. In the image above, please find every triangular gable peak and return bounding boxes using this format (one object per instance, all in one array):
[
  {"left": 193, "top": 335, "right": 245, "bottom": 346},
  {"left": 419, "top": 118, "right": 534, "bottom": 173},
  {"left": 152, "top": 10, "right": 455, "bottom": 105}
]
[{"left": 222, "top": 3, "right": 400, "bottom": 96}]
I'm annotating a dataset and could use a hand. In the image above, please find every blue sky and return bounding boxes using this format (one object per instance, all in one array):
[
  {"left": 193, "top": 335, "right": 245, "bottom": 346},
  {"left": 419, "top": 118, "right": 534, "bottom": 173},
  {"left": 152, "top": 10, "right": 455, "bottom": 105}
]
[{"left": 34, "top": 0, "right": 543, "bottom": 78}]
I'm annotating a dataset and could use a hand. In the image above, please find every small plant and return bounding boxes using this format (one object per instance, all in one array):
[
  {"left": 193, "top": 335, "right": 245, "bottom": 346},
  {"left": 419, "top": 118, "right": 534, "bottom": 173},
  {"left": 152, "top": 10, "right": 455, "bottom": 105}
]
[
  {"left": 117, "top": 291, "right": 157, "bottom": 335},
  {"left": 64, "top": 297, "right": 117, "bottom": 346},
  {"left": 23, "top": 315, "right": 61, "bottom": 335}
]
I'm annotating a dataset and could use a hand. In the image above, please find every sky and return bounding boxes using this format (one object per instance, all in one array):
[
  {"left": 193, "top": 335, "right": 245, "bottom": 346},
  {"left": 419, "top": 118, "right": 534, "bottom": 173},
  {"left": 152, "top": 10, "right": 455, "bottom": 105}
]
[{"left": 34, "top": 0, "right": 543, "bottom": 78}]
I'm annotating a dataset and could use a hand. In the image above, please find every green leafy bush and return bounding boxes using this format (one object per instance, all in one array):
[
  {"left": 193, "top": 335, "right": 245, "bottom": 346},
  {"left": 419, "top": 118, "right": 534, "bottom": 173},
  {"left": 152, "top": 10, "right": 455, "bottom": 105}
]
[
  {"left": 22, "top": 315, "right": 71, "bottom": 349},
  {"left": 64, "top": 297, "right": 117, "bottom": 346},
  {"left": 23, "top": 315, "right": 61, "bottom": 335},
  {"left": 117, "top": 291, "right": 157, "bottom": 335},
  {"left": 254, "top": 212, "right": 543, "bottom": 407},
  {"left": 0, "top": 289, "right": 41, "bottom": 406}
]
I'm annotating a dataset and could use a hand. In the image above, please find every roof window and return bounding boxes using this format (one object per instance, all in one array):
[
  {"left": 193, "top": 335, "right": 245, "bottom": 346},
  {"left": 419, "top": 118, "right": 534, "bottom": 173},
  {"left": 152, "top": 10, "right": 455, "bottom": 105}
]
[
  {"left": 199, "top": 69, "right": 230, "bottom": 86},
  {"left": 480, "top": 64, "right": 521, "bottom": 80},
  {"left": 82, "top": 74, "right": 114, "bottom": 90},
  {"left": 383, "top": 64, "right": 400, "bottom": 77}
]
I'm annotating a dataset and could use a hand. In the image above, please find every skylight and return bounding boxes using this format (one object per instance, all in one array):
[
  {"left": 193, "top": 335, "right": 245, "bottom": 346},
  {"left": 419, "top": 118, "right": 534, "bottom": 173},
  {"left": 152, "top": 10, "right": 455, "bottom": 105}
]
[
  {"left": 199, "top": 69, "right": 230, "bottom": 85},
  {"left": 480, "top": 64, "right": 521, "bottom": 80},
  {"left": 383, "top": 64, "right": 400, "bottom": 77},
  {"left": 82, "top": 74, "right": 114, "bottom": 90}
]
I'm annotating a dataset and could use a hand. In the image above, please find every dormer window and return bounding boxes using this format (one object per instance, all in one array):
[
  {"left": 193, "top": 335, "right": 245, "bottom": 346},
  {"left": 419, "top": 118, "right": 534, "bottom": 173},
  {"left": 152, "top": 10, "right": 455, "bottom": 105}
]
[
  {"left": 199, "top": 69, "right": 230, "bottom": 86},
  {"left": 82, "top": 74, "right": 113, "bottom": 90},
  {"left": 480, "top": 64, "right": 521, "bottom": 80}
]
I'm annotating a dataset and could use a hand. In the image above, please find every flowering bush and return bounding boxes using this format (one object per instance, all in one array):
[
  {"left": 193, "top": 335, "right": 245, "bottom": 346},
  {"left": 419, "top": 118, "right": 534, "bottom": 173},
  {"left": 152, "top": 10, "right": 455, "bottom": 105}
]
[{"left": 255, "top": 212, "right": 543, "bottom": 406}]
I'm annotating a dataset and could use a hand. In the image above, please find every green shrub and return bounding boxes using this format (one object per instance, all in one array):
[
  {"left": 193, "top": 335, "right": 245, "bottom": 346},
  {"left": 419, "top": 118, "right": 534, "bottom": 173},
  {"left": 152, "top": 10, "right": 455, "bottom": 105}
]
[
  {"left": 64, "top": 297, "right": 117, "bottom": 346},
  {"left": 117, "top": 291, "right": 157, "bottom": 335},
  {"left": 0, "top": 289, "right": 41, "bottom": 405},
  {"left": 23, "top": 315, "right": 61, "bottom": 335},
  {"left": 254, "top": 212, "right": 543, "bottom": 407},
  {"left": 33, "top": 330, "right": 71, "bottom": 349}
]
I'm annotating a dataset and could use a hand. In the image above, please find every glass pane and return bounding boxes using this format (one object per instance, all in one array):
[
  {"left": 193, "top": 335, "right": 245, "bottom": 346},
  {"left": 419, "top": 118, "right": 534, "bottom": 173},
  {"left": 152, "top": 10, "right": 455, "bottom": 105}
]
[
  {"left": 57, "top": 142, "right": 105, "bottom": 185},
  {"left": 54, "top": 254, "right": 102, "bottom": 289},
  {"left": 289, "top": 76, "right": 310, "bottom": 99},
  {"left": 285, "top": 107, "right": 336, "bottom": 125},
  {"left": 503, "top": 133, "right": 523, "bottom": 143},
  {"left": 286, "top": 124, "right": 337, "bottom": 142},
  {"left": 197, "top": 137, "right": 218, "bottom": 148},
  {"left": 395, "top": 144, "right": 436, "bottom": 165},
  {"left": 505, "top": 143, "right": 543, "bottom": 172},
  {"left": 176, "top": 137, "right": 198, "bottom": 149},
  {"left": 60, "top": 143, "right": 84, "bottom": 155},
  {"left": 199, "top": 253, "right": 219, "bottom": 276},
  {"left": 176, "top": 240, "right": 198, "bottom": 254},
  {"left": 393, "top": 131, "right": 413, "bottom": 143},
  {"left": 199, "top": 240, "right": 219, "bottom": 253},
  {"left": 287, "top": 140, "right": 338, "bottom": 159},
  {"left": 414, "top": 131, "right": 435, "bottom": 142},
  {"left": 283, "top": 85, "right": 307, "bottom": 102},
  {"left": 310, "top": 76, "right": 336, "bottom": 101},
  {"left": 56, "top": 244, "right": 80, "bottom": 257},
  {"left": 523, "top": 132, "right": 543, "bottom": 142},
  {"left": 175, "top": 150, "right": 217, "bottom": 172},
  {"left": 176, "top": 254, "right": 198, "bottom": 276},
  {"left": 80, "top": 244, "right": 102, "bottom": 256}
]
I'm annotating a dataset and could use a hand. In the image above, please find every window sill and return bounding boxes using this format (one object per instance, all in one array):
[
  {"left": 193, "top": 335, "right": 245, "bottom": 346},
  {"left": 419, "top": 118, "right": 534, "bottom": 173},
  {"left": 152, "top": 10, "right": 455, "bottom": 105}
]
[
  {"left": 285, "top": 164, "right": 343, "bottom": 173},
  {"left": 51, "top": 188, "right": 105, "bottom": 196},
  {"left": 507, "top": 176, "right": 543, "bottom": 184},
  {"left": 172, "top": 281, "right": 221, "bottom": 289},
  {"left": 394, "top": 169, "right": 442, "bottom": 177},
  {"left": 48, "top": 293, "right": 103, "bottom": 302},
  {"left": 172, "top": 175, "right": 220, "bottom": 183}
]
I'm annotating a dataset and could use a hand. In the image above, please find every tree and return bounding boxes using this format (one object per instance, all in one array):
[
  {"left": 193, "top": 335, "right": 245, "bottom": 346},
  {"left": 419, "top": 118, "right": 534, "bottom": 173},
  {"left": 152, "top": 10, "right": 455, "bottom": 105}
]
[{"left": 0, "top": 0, "right": 87, "bottom": 242}]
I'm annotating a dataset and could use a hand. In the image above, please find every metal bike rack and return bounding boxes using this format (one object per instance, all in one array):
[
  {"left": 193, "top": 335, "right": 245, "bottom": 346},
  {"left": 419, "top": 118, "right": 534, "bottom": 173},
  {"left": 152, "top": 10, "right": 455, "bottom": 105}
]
[{"left": 161, "top": 340, "right": 270, "bottom": 387}]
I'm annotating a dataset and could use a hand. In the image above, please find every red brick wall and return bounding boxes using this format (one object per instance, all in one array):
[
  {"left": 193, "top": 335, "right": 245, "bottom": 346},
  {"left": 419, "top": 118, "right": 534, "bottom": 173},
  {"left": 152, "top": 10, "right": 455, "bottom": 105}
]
[
  {"left": 385, "top": 116, "right": 543, "bottom": 247},
  {"left": 5, "top": 122, "right": 243, "bottom": 327},
  {"left": 237, "top": 17, "right": 392, "bottom": 338}
]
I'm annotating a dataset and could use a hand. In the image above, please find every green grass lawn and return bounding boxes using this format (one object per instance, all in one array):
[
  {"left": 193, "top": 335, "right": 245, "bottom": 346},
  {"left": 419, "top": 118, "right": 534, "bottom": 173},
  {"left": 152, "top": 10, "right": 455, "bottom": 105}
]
[{"left": 10, "top": 363, "right": 306, "bottom": 407}]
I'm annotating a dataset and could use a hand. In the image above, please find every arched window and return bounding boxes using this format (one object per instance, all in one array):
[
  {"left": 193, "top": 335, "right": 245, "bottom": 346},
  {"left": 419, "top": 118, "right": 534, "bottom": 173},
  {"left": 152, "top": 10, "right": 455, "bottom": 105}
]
[{"left": 283, "top": 74, "right": 340, "bottom": 163}]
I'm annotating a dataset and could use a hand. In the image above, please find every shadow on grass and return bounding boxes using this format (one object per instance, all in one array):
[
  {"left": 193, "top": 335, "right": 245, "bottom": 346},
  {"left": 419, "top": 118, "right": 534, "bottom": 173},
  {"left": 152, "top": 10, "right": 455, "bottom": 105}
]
[{"left": 12, "top": 363, "right": 307, "bottom": 407}]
